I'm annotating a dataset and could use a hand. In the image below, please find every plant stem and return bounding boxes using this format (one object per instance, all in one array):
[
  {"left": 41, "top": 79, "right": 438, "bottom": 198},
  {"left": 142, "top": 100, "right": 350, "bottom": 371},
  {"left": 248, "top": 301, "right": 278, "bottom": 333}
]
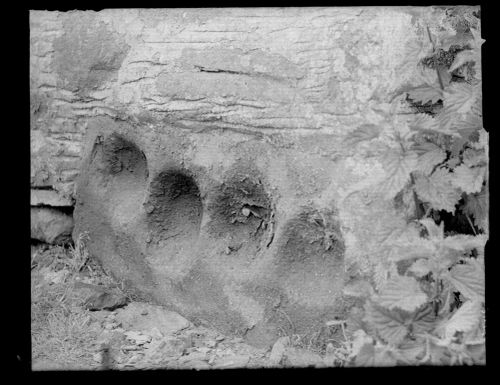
[
  {"left": 426, "top": 26, "right": 445, "bottom": 91},
  {"left": 464, "top": 213, "right": 477, "bottom": 235}
]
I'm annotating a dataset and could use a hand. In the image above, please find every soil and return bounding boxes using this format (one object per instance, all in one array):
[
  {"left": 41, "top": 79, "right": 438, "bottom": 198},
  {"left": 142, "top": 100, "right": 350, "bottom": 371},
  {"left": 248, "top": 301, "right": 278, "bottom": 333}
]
[{"left": 31, "top": 244, "right": 351, "bottom": 370}]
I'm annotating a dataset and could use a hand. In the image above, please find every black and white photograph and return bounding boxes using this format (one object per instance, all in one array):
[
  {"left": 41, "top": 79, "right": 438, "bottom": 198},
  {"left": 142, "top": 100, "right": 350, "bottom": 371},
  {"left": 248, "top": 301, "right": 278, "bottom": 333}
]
[{"left": 29, "top": 5, "right": 487, "bottom": 370}]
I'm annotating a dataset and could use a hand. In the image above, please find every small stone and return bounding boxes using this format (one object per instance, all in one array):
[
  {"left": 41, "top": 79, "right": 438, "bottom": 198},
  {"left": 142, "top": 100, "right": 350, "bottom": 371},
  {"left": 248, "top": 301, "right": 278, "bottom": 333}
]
[
  {"left": 231, "top": 337, "right": 244, "bottom": 343},
  {"left": 122, "top": 345, "right": 140, "bottom": 351},
  {"left": 206, "top": 340, "right": 217, "bottom": 348},
  {"left": 212, "top": 355, "right": 250, "bottom": 369},
  {"left": 124, "top": 330, "right": 152, "bottom": 345},
  {"left": 115, "top": 303, "right": 190, "bottom": 336},
  {"left": 215, "top": 335, "right": 225, "bottom": 341},
  {"left": 31, "top": 207, "right": 73, "bottom": 245},
  {"left": 148, "top": 327, "right": 163, "bottom": 340},
  {"left": 269, "top": 336, "right": 289, "bottom": 366},
  {"left": 283, "top": 347, "right": 326, "bottom": 368},
  {"left": 140, "top": 310, "right": 148, "bottom": 316},
  {"left": 73, "top": 282, "right": 128, "bottom": 311},
  {"left": 197, "top": 347, "right": 211, "bottom": 354}
]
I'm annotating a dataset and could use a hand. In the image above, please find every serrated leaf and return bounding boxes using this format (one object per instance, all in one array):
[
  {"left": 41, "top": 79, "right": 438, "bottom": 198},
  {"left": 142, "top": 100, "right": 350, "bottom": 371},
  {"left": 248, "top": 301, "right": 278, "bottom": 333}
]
[
  {"left": 441, "top": 233, "right": 487, "bottom": 253},
  {"left": 376, "top": 275, "right": 428, "bottom": 312},
  {"left": 419, "top": 218, "right": 444, "bottom": 240},
  {"left": 448, "top": 50, "right": 479, "bottom": 73},
  {"left": 407, "top": 85, "right": 443, "bottom": 104},
  {"left": 350, "top": 329, "right": 375, "bottom": 365},
  {"left": 437, "top": 65, "right": 452, "bottom": 88},
  {"left": 373, "top": 347, "right": 398, "bottom": 367},
  {"left": 466, "top": 342, "right": 486, "bottom": 365},
  {"left": 412, "top": 304, "right": 438, "bottom": 334},
  {"left": 408, "top": 113, "right": 440, "bottom": 132},
  {"left": 377, "top": 150, "right": 418, "bottom": 199},
  {"left": 395, "top": 339, "right": 426, "bottom": 364},
  {"left": 363, "top": 301, "right": 409, "bottom": 345},
  {"left": 343, "top": 124, "right": 382, "bottom": 147},
  {"left": 451, "top": 164, "right": 485, "bottom": 194},
  {"left": 438, "top": 30, "right": 473, "bottom": 51},
  {"left": 424, "top": 337, "right": 452, "bottom": 365},
  {"left": 414, "top": 168, "right": 461, "bottom": 213},
  {"left": 412, "top": 142, "right": 447, "bottom": 176},
  {"left": 448, "top": 260, "right": 485, "bottom": 301},
  {"left": 469, "top": 28, "right": 485, "bottom": 50},
  {"left": 462, "top": 148, "right": 486, "bottom": 168},
  {"left": 354, "top": 341, "right": 375, "bottom": 367},
  {"left": 461, "top": 190, "right": 488, "bottom": 230},
  {"left": 444, "top": 83, "right": 480, "bottom": 115},
  {"left": 394, "top": 185, "right": 417, "bottom": 219},
  {"left": 444, "top": 300, "right": 482, "bottom": 340},
  {"left": 408, "top": 259, "right": 432, "bottom": 278},
  {"left": 405, "top": 38, "right": 434, "bottom": 63},
  {"left": 419, "top": 218, "right": 444, "bottom": 241}
]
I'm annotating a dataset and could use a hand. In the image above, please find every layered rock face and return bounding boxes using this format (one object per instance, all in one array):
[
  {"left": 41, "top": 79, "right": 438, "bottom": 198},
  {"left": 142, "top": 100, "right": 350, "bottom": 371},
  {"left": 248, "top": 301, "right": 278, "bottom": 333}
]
[{"left": 30, "top": 7, "right": 470, "bottom": 347}]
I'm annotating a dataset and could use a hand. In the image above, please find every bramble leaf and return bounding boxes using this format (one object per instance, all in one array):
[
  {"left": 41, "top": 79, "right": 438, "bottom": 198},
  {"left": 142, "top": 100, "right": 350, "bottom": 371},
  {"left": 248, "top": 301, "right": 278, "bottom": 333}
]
[
  {"left": 376, "top": 275, "right": 428, "bottom": 312},
  {"left": 443, "top": 83, "right": 480, "bottom": 115},
  {"left": 407, "top": 85, "right": 442, "bottom": 104},
  {"left": 443, "top": 300, "right": 483, "bottom": 341},
  {"left": 461, "top": 190, "right": 488, "bottom": 230},
  {"left": 408, "top": 113, "right": 440, "bottom": 133},
  {"left": 462, "top": 148, "right": 486, "bottom": 168},
  {"left": 448, "top": 259, "right": 485, "bottom": 301},
  {"left": 394, "top": 339, "right": 426, "bottom": 364},
  {"left": 448, "top": 50, "right": 478, "bottom": 73},
  {"left": 438, "top": 30, "right": 472, "bottom": 51},
  {"left": 407, "top": 259, "right": 432, "bottom": 278},
  {"left": 363, "top": 301, "right": 409, "bottom": 345},
  {"left": 450, "top": 164, "right": 485, "bottom": 194},
  {"left": 405, "top": 38, "right": 434, "bottom": 64},
  {"left": 351, "top": 330, "right": 375, "bottom": 366},
  {"left": 377, "top": 150, "right": 418, "bottom": 199},
  {"left": 414, "top": 169, "right": 461, "bottom": 213},
  {"left": 419, "top": 218, "right": 444, "bottom": 240},
  {"left": 343, "top": 124, "right": 382, "bottom": 147},
  {"left": 440, "top": 233, "right": 488, "bottom": 253},
  {"left": 412, "top": 142, "right": 447, "bottom": 176},
  {"left": 412, "top": 304, "right": 438, "bottom": 334}
]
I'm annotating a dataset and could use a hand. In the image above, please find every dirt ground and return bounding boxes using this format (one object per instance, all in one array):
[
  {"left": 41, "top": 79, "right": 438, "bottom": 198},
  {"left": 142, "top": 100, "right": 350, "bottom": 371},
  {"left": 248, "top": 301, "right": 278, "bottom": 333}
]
[{"left": 31, "top": 243, "right": 352, "bottom": 370}]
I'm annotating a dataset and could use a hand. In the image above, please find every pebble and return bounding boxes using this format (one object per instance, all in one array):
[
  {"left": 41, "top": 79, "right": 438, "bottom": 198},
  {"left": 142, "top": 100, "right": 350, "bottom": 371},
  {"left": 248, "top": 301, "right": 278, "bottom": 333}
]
[
  {"left": 122, "top": 345, "right": 140, "bottom": 351},
  {"left": 215, "top": 335, "right": 225, "bottom": 341},
  {"left": 124, "top": 331, "right": 152, "bottom": 345},
  {"left": 212, "top": 355, "right": 250, "bottom": 369}
]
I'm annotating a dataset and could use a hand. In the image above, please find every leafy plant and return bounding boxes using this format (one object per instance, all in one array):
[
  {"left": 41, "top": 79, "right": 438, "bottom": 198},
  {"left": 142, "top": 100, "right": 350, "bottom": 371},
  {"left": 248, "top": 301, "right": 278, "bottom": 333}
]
[{"left": 344, "top": 7, "right": 487, "bottom": 366}]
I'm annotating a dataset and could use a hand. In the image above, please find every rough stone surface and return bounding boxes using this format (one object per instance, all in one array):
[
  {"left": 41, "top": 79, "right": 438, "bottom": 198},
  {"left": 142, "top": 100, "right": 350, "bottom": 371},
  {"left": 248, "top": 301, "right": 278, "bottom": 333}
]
[
  {"left": 72, "top": 281, "right": 128, "bottom": 311},
  {"left": 29, "top": 7, "right": 478, "bottom": 347},
  {"left": 31, "top": 207, "right": 74, "bottom": 244},
  {"left": 31, "top": 188, "right": 74, "bottom": 207},
  {"left": 115, "top": 302, "right": 191, "bottom": 336}
]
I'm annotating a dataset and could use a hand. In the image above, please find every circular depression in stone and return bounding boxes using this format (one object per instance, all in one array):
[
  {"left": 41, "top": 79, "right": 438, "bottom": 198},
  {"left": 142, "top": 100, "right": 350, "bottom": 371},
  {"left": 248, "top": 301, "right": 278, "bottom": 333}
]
[
  {"left": 206, "top": 168, "right": 273, "bottom": 256},
  {"left": 87, "top": 133, "right": 149, "bottom": 229},
  {"left": 145, "top": 170, "right": 203, "bottom": 245},
  {"left": 273, "top": 208, "right": 345, "bottom": 307}
]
